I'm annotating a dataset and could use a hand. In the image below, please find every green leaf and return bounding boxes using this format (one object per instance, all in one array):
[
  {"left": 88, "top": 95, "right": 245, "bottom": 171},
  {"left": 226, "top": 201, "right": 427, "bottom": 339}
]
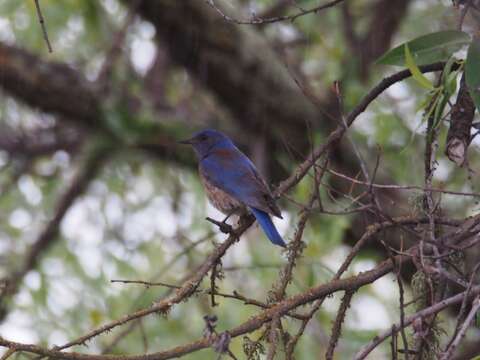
[
  {"left": 465, "top": 37, "right": 480, "bottom": 114},
  {"left": 422, "top": 90, "right": 442, "bottom": 123},
  {"left": 377, "top": 30, "right": 470, "bottom": 66},
  {"left": 441, "top": 56, "right": 458, "bottom": 91},
  {"left": 445, "top": 70, "right": 459, "bottom": 96},
  {"left": 404, "top": 44, "right": 435, "bottom": 90},
  {"left": 433, "top": 93, "right": 448, "bottom": 127}
]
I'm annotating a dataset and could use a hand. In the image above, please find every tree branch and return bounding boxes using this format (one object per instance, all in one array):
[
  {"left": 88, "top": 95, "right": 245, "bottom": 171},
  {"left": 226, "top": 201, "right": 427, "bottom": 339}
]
[{"left": 0, "top": 43, "right": 100, "bottom": 129}]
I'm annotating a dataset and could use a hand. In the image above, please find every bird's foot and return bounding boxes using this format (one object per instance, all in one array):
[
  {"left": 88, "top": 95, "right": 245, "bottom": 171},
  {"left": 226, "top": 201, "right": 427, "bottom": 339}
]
[{"left": 206, "top": 217, "right": 233, "bottom": 234}]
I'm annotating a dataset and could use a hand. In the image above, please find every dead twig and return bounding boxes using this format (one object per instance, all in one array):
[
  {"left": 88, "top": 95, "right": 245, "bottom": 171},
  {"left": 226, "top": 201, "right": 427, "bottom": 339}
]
[
  {"left": 33, "top": 0, "right": 52, "bottom": 52},
  {"left": 205, "top": 0, "right": 346, "bottom": 25}
]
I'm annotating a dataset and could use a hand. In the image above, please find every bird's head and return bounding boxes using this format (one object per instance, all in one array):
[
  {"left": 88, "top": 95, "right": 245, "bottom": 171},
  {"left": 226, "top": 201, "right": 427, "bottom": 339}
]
[{"left": 179, "top": 129, "right": 233, "bottom": 158}]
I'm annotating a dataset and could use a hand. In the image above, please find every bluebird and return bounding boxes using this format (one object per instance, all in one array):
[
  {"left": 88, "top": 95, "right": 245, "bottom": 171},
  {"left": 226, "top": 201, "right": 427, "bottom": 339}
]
[{"left": 179, "top": 129, "right": 286, "bottom": 247}]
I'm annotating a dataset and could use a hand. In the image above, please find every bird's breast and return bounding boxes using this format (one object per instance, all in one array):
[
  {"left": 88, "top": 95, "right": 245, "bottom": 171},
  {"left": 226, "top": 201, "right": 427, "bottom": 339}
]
[{"left": 199, "top": 171, "right": 243, "bottom": 215}]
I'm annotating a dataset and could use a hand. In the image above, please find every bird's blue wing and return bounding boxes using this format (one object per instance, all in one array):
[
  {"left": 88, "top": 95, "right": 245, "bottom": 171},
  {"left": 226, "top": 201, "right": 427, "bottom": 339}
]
[{"left": 199, "top": 147, "right": 281, "bottom": 218}]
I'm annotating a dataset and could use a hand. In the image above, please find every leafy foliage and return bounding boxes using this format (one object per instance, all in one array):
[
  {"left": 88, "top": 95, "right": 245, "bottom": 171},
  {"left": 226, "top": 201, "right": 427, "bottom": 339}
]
[{"left": 377, "top": 30, "right": 470, "bottom": 66}]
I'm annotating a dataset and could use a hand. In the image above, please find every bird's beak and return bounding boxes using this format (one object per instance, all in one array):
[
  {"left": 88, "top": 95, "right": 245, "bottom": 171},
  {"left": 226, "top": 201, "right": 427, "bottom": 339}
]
[{"left": 178, "top": 137, "right": 194, "bottom": 145}]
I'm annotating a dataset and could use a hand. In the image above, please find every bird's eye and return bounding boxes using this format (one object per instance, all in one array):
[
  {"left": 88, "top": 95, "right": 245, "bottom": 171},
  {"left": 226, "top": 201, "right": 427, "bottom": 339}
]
[{"left": 199, "top": 135, "right": 208, "bottom": 141}]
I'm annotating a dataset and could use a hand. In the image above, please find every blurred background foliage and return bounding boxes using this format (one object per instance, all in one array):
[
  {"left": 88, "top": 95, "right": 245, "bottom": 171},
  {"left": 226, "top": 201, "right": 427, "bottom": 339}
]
[{"left": 0, "top": 0, "right": 479, "bottom": 359}]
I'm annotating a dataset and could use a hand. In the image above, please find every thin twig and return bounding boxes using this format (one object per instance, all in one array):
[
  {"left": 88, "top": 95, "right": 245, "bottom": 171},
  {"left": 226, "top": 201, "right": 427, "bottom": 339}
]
[
  {"left": 1, "top": 251, "right": 410, "bottom": 360},
  {"left": 33, "top": 0, "right": 52, "bottom": 52},
  {"left": 205, "top": 0, "right": 346, "bottom": 25},
  {"left": 354, "top": 285, "right": 480, "bottom": 360},
  {"left": 0, "top": 348, "right": 16, "bottom": 360},
  {"left": 323, "top": 167, "right": 480, "bottom": 198},
  {"left": 439, "top": 296, "right": 480, "bottom": 359},
  {"left": 276, "top": 62, "right": 456, "bottom": 197},
  {"left": 52, "top": 217, "right": 253, "bottom": 352},
  {"left": 325, "top": 290, "right": 355, "bottom": 359},
  {"left": 444, "top": 262, "right": 480, "bottom": 351}
]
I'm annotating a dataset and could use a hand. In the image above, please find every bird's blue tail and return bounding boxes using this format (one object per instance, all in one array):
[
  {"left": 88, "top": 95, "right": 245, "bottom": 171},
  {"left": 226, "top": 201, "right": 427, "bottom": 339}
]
[{"left": 250, "top": 208, "right": 286, "bottom": 247}]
